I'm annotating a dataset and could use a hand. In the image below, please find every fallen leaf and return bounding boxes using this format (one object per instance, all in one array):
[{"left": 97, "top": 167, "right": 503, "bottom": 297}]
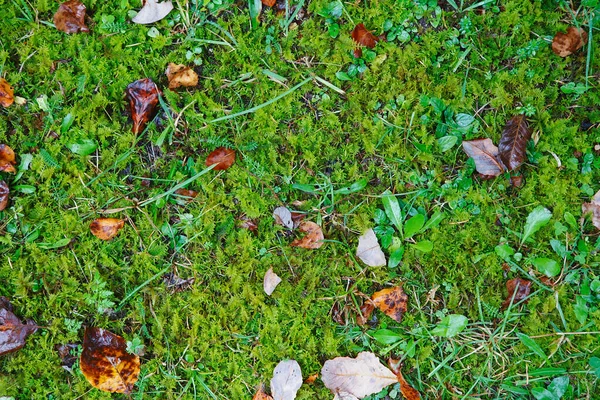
[
  {"left": 305, "top": 373, "right": 318, "bottom": 384},
  {"left": 271, "top": 359, "right": 303, "bottom": 400},
  {"left": 498, "top": 115, "right": 532, "bottom": 171},
  {"left": 80, "top": 327, "right": 141, "bottom": 393},
  {"left": 356, "top": 229, "right": 386, "bottom": 267},
  {"left": 263, "top": 268, "right": 282, "bottom": 296},
  {"left": 273, "top": 206, "right": 294, "bottom": 229},
  {"left": 501, "top": 278, "right": 532, "bottom": 309},
  {"left": 371, "top": 286, "right": 408, "bottom": 323},
  {"left": 0, "top": 78, "right": 14, "bottom": 107},
  {"left": 205, "top": 147, "right": 236, "bottom": 170},
  {"left": 290, "top": 212, "right": 305, "bottom": 228},
  {"left": 165, "top": 63, "right": 199, "bottom": 89},
  {"left": 582, "top": 189, "right": 600, "bottom": 230},
  {"left": 261, "top": 0, "right": 276, "bottom": 6},
  {"left": 238, "top": 216, "right": 258, "bottom": 232},
  {"left": 55, "top": 343, "right": 79, "bottom": 370},
  {"left": 334, "top": 393, "right": 359, "bottom": 400},
  {"left": 0, "top": 144, "right": 17, "bottom": 173},
  {"left": 356, "top": 301, "right": 375, "bottom": 326},
  {"left": 462, "top": 139, "right": 505, "bottom": 176},
  {"left": 552, "top": 26, "right": 588, "bottom": 57},
  {"left": 174, "top": 188, "right": 198, "bottom": 202},
  {"left": 0, "top": 297, "right": 39, "bottom": 356},
  {"left": 163, "top": 272, "right": 194, "bottom": 292},
  {"left": 352, "top": 24, "right": 379, "bottom": 49},
  {"left": 53, "top": 0, "right": 90, "bottom": 34},
  {"left": 290, "top": 221, "right": 324, "bottom": 249},
  {"left": 388, "top": 359, "right": 421, "bottom": 400},
  {"left": 0, "top": 181, "right": 8, "bottom": 211},
  {"left": 125, "top": 78, "right": 161, "bottom": 134},
  {"left": 253, "top": 385, "right": 274, "bottom": 400},
  {"left": 132, "top": 0, "right": 174, "bottom": 24},
  {"left": 321, "top": 352, "right": 397, "bottom": 398},
  {"left": 90, "top": 218, "right": 125, "bottom": 240}
]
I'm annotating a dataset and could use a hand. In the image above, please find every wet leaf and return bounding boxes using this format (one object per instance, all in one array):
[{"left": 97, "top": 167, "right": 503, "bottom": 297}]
[
  {"left": 271, "top": 359, "right": 303, "bottom": 400},
  {"left": 321, "top": 352, "right": 397, "bottom": 398},
  {"left": 132, "top": 0, "right": 174, "bottom": 24},
  {"left": 462, "top": 139, "right": 505, "bottom": 176},
  {"left": 165, "top": 63, "right": 199, "bottom": 89},
  {"left": 53, "top": 0, "right": 90, "bottom": 34},
  {"left": 253, "top": 385, "right": 274, "bottom": 400},
  {"left": 552, "top": 26, "right": 588, "bottom": 57},
  {"left": 371, "top": 286, "right": 408, "bottom": 323},
  {"left": 290, "top": 221, "right": 324, "bottom": 249},
  {"left": 356, "top": 301, "right": 375, "bottom": 326},
  {"left": 125, "top": 78, "right": 160, "bottom": 134},
  {"left": 356, "top": 229, "right": 386, "bottom": 266},
  {"left": 388, "top": 359, "right": 421, "bottom": 400},
  {"left": 582, "top": 189, "right": 600, "bottom": 230},
  {"left": 273, "top": 206, "right": 294, "bottom": 229},
  {"left": 90, "top": 218, "right": 125, "bottom": 241},
  {"left": 0, "top": 144, "right": 17, "bottom": 173},
  {"left": 174, "top": 188, "right": 198, "bottom": 202},
  {"left": 351, "top": 23, "right": 379, "bottom": 49},
  {"left": 263, "top": 267, "right": 282, "bottom": 296},
  {"left": 205, "top": 147, "right": 236, "bottom": 170},
  {"left": 498, "top": 115, "right": 532, "bottom": 171},
  {"left": 502, "top": 278, "right": 532, "bottom": 309},
  {"left": 0, "top": 297, "right": 39, "bottom": 356},
  {"left": 55, "top": 343, "right": 80, "bottom": 369},
  {"left": 0, "top": 78, "right": 14, "bottom": 107},
  {"left": 80, "top": 328, "right": 141, "bottom": 393},
  {"left": 261, "top": 0, "right": 276, "bottom": 6},
  {"left": 0, "top": 181, "right": 8, "bottom": 211}
]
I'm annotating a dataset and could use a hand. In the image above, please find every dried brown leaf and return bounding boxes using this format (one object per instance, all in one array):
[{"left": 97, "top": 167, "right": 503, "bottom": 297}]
[
  {"left": 132, "top": 0, "right": 174, "bottom": 24},
  {"left": 356, "top": 301, "right": 375, "bottom": 326},
  {"left": 388, "top": 359, "right": 421, "bottom": 400},
  {"left": 501, "top": 278, "right": 532, "bottom": 309},
  {"left": 0, "top": 144, "right": 16, "bottom": 173},
  {"left": 273, "top": 206, "right": 294, "bottom": 229},
  {"left": 165, "top": 63, "right": 199, "bottom": 89},
  {"left": 205, "top": 147, "right": 236, "bottom": 170},
  {"left": 90, "top": 218, "right": 125, "bottom": 241},
  {"left": 290, "top": 221, "right": 324, "bottom": 249},
  {"left": 80, "top": 328, "right": 140, "bottom": 393},
  {"left": 356, "top": 229, "right": 386, "bottom": 266},
  {"left": 263, "top": 268, "right": 282, "bottom": 296},
  {"left": 55, "top": 343, "right": 79, "bottom": 369},
  {"left": 305, "top": 373, "right": 318, "bottom": 384},
  {"left": 238, "top": 216, "right": 258, "bottom": 232},
  {"left": 0, "top": 181, "right": 9, "bottom": 212},
  {"left": 552, "top": 26, "right": 588, "bottom": 57},
  {"left": 498, "top": 115, "right": 532, "bottom": 171},
  {"left": 0, "top": 297, "right": 39, "bottom": 356},
  {"left": 582, "top": 189, "right": 600, "bottom": 230},
  {"left": 125, "top": 78, "right": 160, "bottom": 134},
  {"left": 371, "top": 286, "right": 408, "bottom": 323},
  {"left": 351, "top": 24, "right": 379, "bottom": 49},
  {"left": 163, "top": 272, "right": 195, "bottom": 293},
  {"left": 53, "top": 0, "right": 89, "bottom": 34},
  {"left": 253, "top": 385, "right": 274, "bottom": 400},
  {"left": 0, "top": 78, "right": 14, "bottom": 107},
  {"left": 462, "top": 139, "right": 504, "bottom": 176}
]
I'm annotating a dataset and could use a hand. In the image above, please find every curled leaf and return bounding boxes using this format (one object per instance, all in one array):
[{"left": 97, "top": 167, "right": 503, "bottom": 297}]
[
  {"left": 371, "top": 286, "right": 408, "bottom": 323},
  {"left": 356, "top": 229, "right": 386, "bottom": 267},
  {"left": 290, "top": 221, "right": 324, "bottom": 249},
  {"left": 90, "top": 218, "right": 125, "bottom": 240},
  {"left": 502, "top": 278, "right": 532, "bottom": 309},
  {"left": 205, "top": 147, "right": 236, "bottom": 170},
  {"left": 80, "top": 328, "right": 141, "bottom": 393},
  {"left": 552, "top": 26, "right": 588, "bottom": 57},
  {"left": 0, "top": 297, "right": 39, "bottom": 356},
  {"left": 125, "top": 78, "right": 160, "bottom": 134},
  {"left": 263, "top": 267, "right": 282, "bottom": 296},
  {"left": 53, "top": 0, "right": 90, "bottom": 34},
  {"left": 462, "top": 139, "right": 504, "bottom": 176},
  {"left": 0, "top": 78, "right": 14, "bottom": 107},
  {"left": 273, "top": 206, "right": 294, "bottom": 229},
  {"left": 132, "top": 0, "right": 174, "bottom": 24},
  {"left": 165, "top": 63, "right": 199, "bottom": 89},
  {"left": 388, "top": 359, "right": 421, "bottom": 400},
  {"left": 498, "top": 115, "right": 532, "bottom": 171},
  {"left": 351, "top": 23, "right": 379, "bottom": 49},
  {"left": 271, "top": 359, "right": 303, "bottom": 400},
  {"left": 0, "top": 181, "right": 8, "bottom": 211},
  {"left": 582, "top": 189, "right": 600, "bottom": 230},
  {"left": 0, "top": 144, "right": 16, "bottom": 173}
]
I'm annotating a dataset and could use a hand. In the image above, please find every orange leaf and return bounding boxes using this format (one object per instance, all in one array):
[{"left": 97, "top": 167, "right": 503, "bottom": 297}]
[
  {"left": 0, "top": 181, "right": 8, "bottom": 211},
  {"left": 253, "top": 385, "right": 274, "bottom": 400},
  {"left": 351, "top": 24, "right": 378, "bottom": 49},
  {"left": 290, "top": 221, "right": 324, "bottom": 249},
  {"left": 174, "top": 188, "right": 198, "bottom": 202},
  {"left": 305, "top": 373, "right": 319, "bottom": 384},
  {"left": 80, "top": 328, "right": 141, "bottom": 393},
  {"left": 261, "top": 0, "right": 277, "bottom": 7},
  {"left": 388, "top": 359, "right": 421, "bottom": 400},
  {"left": 0, "top": 144, "right": 16, "bottom": 173},
  {"left": 371, "top": 286, "right": 408, "bottom": 323},
  {"left": 552, "top": 26, "right": 588, "bottom": 57},
  {"left": 165, "top": 63, "right": 199, "bottom": 89},
  {"left": 0, "top": 79, "right": 14, "bottom": 108},
  {"left": 90, "top": 218, "right": 125, "bottom": 240},
  {"left": 205, "top": 147, "right": 236, "bottom": 170},
  {"left": 125, "top": 78, "right": 161, "bottom": 134},
  {"left": 53, "top": 0, "right": 90, "bottom": 34},
  {"left": 501, "top": 278, "right": 532, "bottom": 309}
]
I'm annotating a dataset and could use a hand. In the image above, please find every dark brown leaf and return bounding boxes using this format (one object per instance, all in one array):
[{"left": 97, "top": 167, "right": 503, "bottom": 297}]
[
  {"left": 552, "top": 26, "right": 588, "bottom": 57},
  {"left": 0, "top": 297, "right": 39, "bottom": 356},
  {"left": 462, "top": 139, "right": 505, "bottom": 176},
  {"left": 165, "top": 63, "right": 199, "bottom": 89},
  {"left": 290, "top": 221, "right": 324, "bottom": 249},
  {"left": 0, "top": 78, "right": 14, "bottom": 107},
  {"left": 163, "top": 272, "right": 195, "bottom": 293},
  {"left": 80, "top": 327, "right": 141, "bottom": 393},
  {"left": 498, "top": 115, "right": 532, "bottom": 171},
  {"left": 356, "top": 301, "right": 375, "bottom": 326},
  {"left": 125, "top": 78, "right": 161, "bottom": 134},
  {"left": 351, "top": 24, "right": 379, "bottom": 49},
  {"left": 53, "top": 0, "right": 89, "bottom": 34},
  {"left": 238, "top": 216, "right": 258, "bottom": 232},
  {"left": 0, "top": 144, "right": 17, "bottom": 173},
  {"left": 174, "top": 188, "right": 198, "bottom": 202},
  {"left": 0, "top": 181, "right": 8, "bottom": 211},
  {"left": 56, "top": 343, "right": 79, "bottom": 369},
  {"left": 205, "top": 147, "right": 236, "bottom": 170},
  {"left": 501, "top": 278, "right": 532, "bottom": 309},
  {"left": 371, "top": 286, "right": 408, "bottom": 323},
  {"left": 90, "top": 218, "right": 125, "bottom": 240}
]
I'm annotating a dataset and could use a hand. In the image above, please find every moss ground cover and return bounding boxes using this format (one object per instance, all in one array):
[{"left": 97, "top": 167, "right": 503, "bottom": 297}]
[{"left": 1, "top": 0, "right": 600, "bottom": 398}]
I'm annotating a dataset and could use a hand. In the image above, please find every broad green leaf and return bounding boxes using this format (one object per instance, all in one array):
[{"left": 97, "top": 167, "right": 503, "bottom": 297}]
[
  {"left": 404, "top": 214, "right": 425, "bottom": 239},
  {"left": 432, "top": 314, "right": 468, "bottom": 337},
  {"left": 574, "top": 295, "right": 588, "bottom": 325},
  {"left": 371, "top": 329, "right": 403, "bottom": 345},
  {"left": 531, "top": 257, "right": 561, "bottom": 278},
  {"left": 455, "top": 113, "right": 475, "bottom": 127},
  {"left": 67, "top": 139, "right": 98, "bottom": 156},
  {"left": 248, "top": 0, "right": 262, "bottom": 29},
  {"left": 516, "top": 332, "right": 547, "bottom": 359},
  {"left": 388, "top": 246, "right": 404, "bottom": 268},
  {"left": 500, "top": 384, "right": 529, "bottom": 395},
  {"left": 14, "top": 153, "right": 33, "bottom": 182},
  {"left": 382, "top": 190, "right": 402, "bottom": 233},
  {"left": 61, "top": 113, "right": 75, "bottom": 133},
  {"left": 412, "top": 240, "right": 433, "bottom": 252},
  {"left": 438, "top": 135, "right": 458, "bottom": 152},
  {"left": 335, "top": 178, "right": 368, "bottom": 195},
  {"left": 531, "top": 387, "right": 558, "bottom": 400},
  {"left": 12, "top": 185, "right": 36, "bottom": 194},
  {"left": 37, "top": 238, "right": 72, "bottom": 250},
  {"left": 495, "top": 244, "right": 515, "bottom": 260},
  {"left": 547, "top": 376, "right": 569, "bottom": 398},
  {"left": 422, "top": 211, "right": 444, "bottom": 232},
  {"left": 522, "top": 206, "right": 552, "bottom": 244},
  {"left": 589, "top": 357, "right": 600, "bottom": 378},
  {"left": 564, "top": 212, "right": 577, "bottom": 230},
  {"left": 292, "top": 183, "right": 317, "bottom": 193}
]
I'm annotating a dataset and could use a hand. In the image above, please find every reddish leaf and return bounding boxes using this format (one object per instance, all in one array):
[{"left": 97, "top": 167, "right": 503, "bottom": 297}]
[
  {"left": 90, "top": 218, "right": 125, "bottom": 240},
  {"left": 501, "top": 278, "right": 532, "bottom": 309},
  {"left": 53, "top": 0, "right": 89, "bottom": 34},
  {"left": 0, "top": 144, "right": 17, "bottom": 173},
  {"left": 356, "top": 301, "right": 375, "bottom": 326},
  {"left": 206, "top": 147, "right": 236, "bottom": 170},
  {"left": 165, "top": 63, "right": 199, "bottom": 89},
  {"left": 238, "top": 216, "right": 258, "bottom": 232},
  {"left": 371, "top": 286, "right": 408, "bottom": 323},
  {"left": 552, "top": 26, "right": 588, "bottom": 57},
  {"left": 0, "top": 78, "right": 14, "bottom": 107},
  {"left": 462, "top": 139, "right": 505, "bottom": 176},
  {"left": 498, "top": 115, "right": 532, "bottom": 171},
  {"left": 290, "top": 221, "right": 324, "bottom": 249},
  {"left": 352, "top": 24, "right": 379, "bottom": 49},
  {"left": 0, "top": 181, "right": 9, "bottom": 211},
  {"left": 388, "top": 359, "right": 421, "bottom": 400},
  {"left": 125, "top": 78, "right": 161, "bottom": 134},
  {"left": 80, "top": 328, "right": 141, "bottom": 393},
  {"left": 261, "top": 0, "right": 277, "bottom": 7},
  {"left": 174, "top": 188, "right": 198, "bottom": 202},
  {"left": 0, "top": 297, "right": 39, "bottom": 356}
]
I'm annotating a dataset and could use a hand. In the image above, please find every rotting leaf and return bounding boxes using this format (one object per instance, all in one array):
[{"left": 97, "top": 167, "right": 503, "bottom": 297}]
[
  {"left": 55, "top": 343, "right": 79, "bottom": 370},
  {"left": 290, "top": 221, "right": 324, "bottom": 249},
  {"left": 582, "top": 189, "right": 600, "bottom": 230},
  {"left": 371, "top": 286, "right": 408, "bottom": 323},
  {"left": 502, "top": 278, "right": 532, "bottom": 309},
  {"left": 205, "top": 147, "right": 235, "bottom": 170},
  {"left": 462, "top": 139, "right": 505, "bottom": 176},
  {"left": 90, "top": 218, "right": 125, "bottom": 241},
  {"left": 165, "top": 63, "right": 199, "bottom": 89},
  {"left": 0, "top": 297, "right": 39, "bottom": 356},
  {"left": 132, "top": 0, "right": 174, "bottom": 24},
  {"left": 0, "top": 181, "right": 8, "bottom": 211},
  {"left": 271, "top": 359, "right": 303, "bottom": 400},
  {"left": 552, "top": 26, "right": 588, "bottom": 57},
  {"left": 352, "top": 23, "right": 379, "bottom": 49},
  {"left": 80, "top": 327, "right": 141, "bottom": 393},
  {"left": 263, "top": 267, "right": 282, "bottom": 296},
  {"left": 163, "top": 272, "right": 194, "bottom": 293},
  {"left": 356, "top": 301, "right": 375, "bottom": 326},
  {"left": 125, "top": 78, "right": 161, "bottom": 134},
  {"left": 0, "top": 78, "right": 14, "bottom": 107},
  {"left": 356, "top": 229, "right": 386, "bottom": 267},
  {"left": 498, "top": 115, "right": 532, "bottom": 171},
  {"left": 253, "top": 385, "right": 274, "bottom": 400},
  {"left": 53, "top": 0, "right": 90, "bottom": 34},
  {"left": 238, "top": 215, "right": 258, "bottom": 232},
  {"left": 273, "top": 206, "right": 294, "bottom": 229},
  {"left": 0, "top": 144, "right": 17, "bottom": 173},
  {"left": 388, "top": 359, "right": 421, "bottom": 400},
  {"left": 174, "top": 188, "right": 198, "bottom": 202}
]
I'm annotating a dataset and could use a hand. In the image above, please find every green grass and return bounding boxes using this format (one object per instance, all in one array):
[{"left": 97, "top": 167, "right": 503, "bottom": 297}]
[{"left": 1, "top": 0, "right": 600, "bottom": 398}]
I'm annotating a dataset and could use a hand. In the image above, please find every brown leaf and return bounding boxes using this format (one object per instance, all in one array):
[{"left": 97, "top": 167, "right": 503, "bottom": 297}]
[
  {"left": 305, "top": 373, "right": 318, "bottom": 384},
  {"left": 163, "top": 272, "right": 195, "bottom": 293},
  {"left": 238, "top": 216, "right": 258, "bottom": 232},
  {"left": 371, "top": 286, "right": 408, "bottom": 323},
  {"left": 261, "top": 0, "right": 277, "bottom": 6},
  {"left": 331, "top": 302, "right": 347, "bottom": 325},
  {"left": 205, "top": 147, "right": 236, "bottom": 170},
  {"left": 0, "top": 181, "right": 9, "bottom": 212},
  {"left": 253, "top": 385, "right": 274, "bottom": 400},
  {"left": 53, "top": 0, "right": 89, "bottom": 34},
  {"left": 462, "top": 139, "right": 505, "bottom": 176},
  {"left": 388, "top": 359, "right": 421, "bottom": 400},
  {"left": 263, "top": 267, "right": 282, "bottom": 296},
  {"left": 582, "top": 189, "right": 600, "bottom": 230},
  {"left": 351, "top": 24, "right": 379, "bottom": 49},
  {"left": 0, "top": 144, "right": 17, "bottom": 173},
  {"left": 55, "top": 343, "right": 79, "bottom": 369},
  {"left": 132, "top": 0, "right": 174, "bottom": 24},
  {"left": 501, "top": 278, "right": 532, "bottom": 309},
  {"left": 125, "top": 78, "right": 161, "bottom": 134},
  {"left": 0, "top": 297, "right": 39, "bottom": 356},
  {"left": 290, "top": 221, "right": 324, "bottom": 249},
  {"left": 165, "top": 63, "right": 199, "bottom": 89},
  {"left": 552, "top": 26, "right": 588, "bottom": 57},
  {"left": 174, "top": 188, "right": 198, "bottom": 202},
  {"left": 498, "top": 115, "right": 532, "bottom": 171},
  {"left": 356, "top": 301, "right": 375, "bottom": 326},
  {"left": 90, "top": 218, "right": 125, "bottom": 241},
  {"left": 80, "top": 327, "right": 141, "bottom": 393},
  {"left": 273, "top": 206, "right": 294, "bottom": 229},
  {"left": 0, "top": 78, "right": 14, "bottom": 107}
]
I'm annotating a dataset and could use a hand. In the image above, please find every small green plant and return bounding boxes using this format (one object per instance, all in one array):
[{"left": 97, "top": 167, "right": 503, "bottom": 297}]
[
  {"left": 382, "top": 19, "right": 412, "bottom": 43},
  {"left": 530, "top": 376, "right": 571, "bottom": 400},
  {"left": 264, "top": 26, "right": 282, "bottom": 55},
  {"left": 126, "top": 336, "right": 146, "bottom": 356},
  {"left": 85, "top": 271, "right": 116, "bottom": 314},
  {"left": 292, "top": 175, "right": 367, "bottom": 214},
  {"left": 318, "top": 1, "right": 343, "bottom": 38},
  {"left": 336, "top": 50, "right": 376, "bottom": 81}
]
